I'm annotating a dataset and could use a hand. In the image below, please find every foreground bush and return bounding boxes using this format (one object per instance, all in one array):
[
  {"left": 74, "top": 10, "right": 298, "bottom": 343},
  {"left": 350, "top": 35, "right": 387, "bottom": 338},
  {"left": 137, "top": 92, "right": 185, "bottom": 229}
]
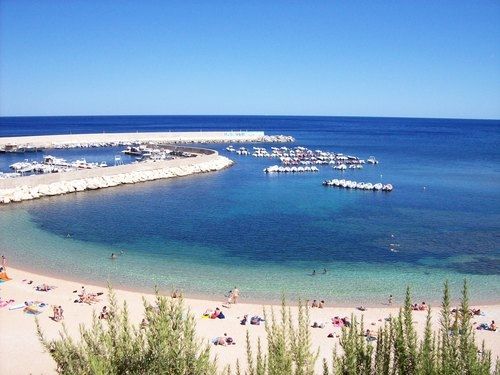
[
  {"left": 37, "top": 281, "right": 498, "bottom": 374},
  {"left": 245, "top": 280, "right": 497, "bottom": 375},
  {"left": 36, "top": 289, "right": 216, "bottom": 375}
]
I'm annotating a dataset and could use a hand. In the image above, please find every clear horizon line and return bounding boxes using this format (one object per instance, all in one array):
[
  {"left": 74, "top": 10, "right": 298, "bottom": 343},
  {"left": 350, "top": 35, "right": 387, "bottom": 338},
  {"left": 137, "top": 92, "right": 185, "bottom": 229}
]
[{"left": 1, "top": 113, "right": 499, "bottom": 121}]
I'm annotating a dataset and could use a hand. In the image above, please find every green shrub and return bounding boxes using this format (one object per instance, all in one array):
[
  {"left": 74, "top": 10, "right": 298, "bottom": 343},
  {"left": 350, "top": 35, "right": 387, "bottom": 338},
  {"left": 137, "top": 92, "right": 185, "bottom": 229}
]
[
  {"left": 36, "top": 288, "right": 216, "bottom": 375},
  {"left": 37, "top": 281, "right": 498, "bottom": 375}
]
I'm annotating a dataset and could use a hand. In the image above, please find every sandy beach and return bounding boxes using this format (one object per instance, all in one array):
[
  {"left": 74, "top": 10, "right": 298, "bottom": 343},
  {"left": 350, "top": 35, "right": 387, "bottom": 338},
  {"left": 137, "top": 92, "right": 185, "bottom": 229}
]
[{"left": 0, "top": 266, "right": 498, "bottom": 374}]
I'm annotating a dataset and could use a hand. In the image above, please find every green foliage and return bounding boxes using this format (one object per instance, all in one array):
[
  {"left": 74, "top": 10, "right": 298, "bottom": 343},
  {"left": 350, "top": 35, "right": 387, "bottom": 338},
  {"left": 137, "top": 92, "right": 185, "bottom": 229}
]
[
  {"left": 335, "top": 315, "right": 373, "bottom": 375},
  {"left": 37, "top": 283, "right": 498, "bottom": 375},
  {"left": 36, "top": 287, "right": 216, "bottom": 375},
  {"left": 246, "top": 298, "right": 318, "bottom": 375},
  {"left": 320, "top": 280, "right": 496, "bottom": 375}
]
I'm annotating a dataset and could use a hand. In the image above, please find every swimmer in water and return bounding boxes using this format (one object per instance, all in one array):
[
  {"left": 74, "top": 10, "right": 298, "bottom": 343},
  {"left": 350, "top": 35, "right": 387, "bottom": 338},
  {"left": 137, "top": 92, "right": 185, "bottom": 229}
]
[{"left": 110, "top": 253, "right": 117, "bottom": 260}]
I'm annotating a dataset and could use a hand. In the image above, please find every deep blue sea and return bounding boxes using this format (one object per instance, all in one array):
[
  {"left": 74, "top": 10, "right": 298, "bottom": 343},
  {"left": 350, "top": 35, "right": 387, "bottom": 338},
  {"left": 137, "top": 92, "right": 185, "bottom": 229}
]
[{"left": 0, "top": 116, "right": 499, "bottom": 305}]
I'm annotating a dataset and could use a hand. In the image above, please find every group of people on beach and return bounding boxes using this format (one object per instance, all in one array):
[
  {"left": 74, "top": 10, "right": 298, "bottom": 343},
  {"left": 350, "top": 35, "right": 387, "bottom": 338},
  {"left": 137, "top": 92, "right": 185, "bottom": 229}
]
[
  {"left": 225, "top": 287, "right": 239, "bottom": 306},
  {"left": 51, "top": 305, "right": 64, "bottom": 322},
  {"left": 310, "top": 299, "right": 325, "bottom": 308},
  {"left": 36, "top": 283, "right": 56, "bottom": 292},
  {"left": 203, "top": 307, "right": 226, "bottom": 319},
  {"left": 212, "top": 333, "right": 235, "bottom": 346},
  {"left": 412, "top": 302, "right": 428, "bottom": 311},
  {"left": 74, "top": 286, "right": 102, "bottom": 304}
]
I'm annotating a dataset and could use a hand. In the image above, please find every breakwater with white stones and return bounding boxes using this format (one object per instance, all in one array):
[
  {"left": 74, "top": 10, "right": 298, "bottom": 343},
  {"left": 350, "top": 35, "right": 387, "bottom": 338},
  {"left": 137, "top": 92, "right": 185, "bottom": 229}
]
[
  {"left": 0, "top": 131, "right": 294, "bottom": 152},
  {"left": 0, "top": 147, "right": 233, "bottom": 204}
]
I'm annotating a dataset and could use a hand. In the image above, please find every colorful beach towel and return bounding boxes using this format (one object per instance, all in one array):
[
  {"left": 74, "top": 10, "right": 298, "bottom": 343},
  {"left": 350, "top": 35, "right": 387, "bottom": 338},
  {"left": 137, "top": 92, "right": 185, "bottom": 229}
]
[{"left": 24, "top": 303, "right": 47, "bottom": 315}]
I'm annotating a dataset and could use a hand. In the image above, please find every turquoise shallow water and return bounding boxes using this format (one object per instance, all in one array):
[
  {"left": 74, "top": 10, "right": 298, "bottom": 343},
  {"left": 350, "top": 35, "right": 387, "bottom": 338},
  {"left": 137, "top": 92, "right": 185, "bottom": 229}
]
[{"left": 0, "top": 116, "right": 499, "bottom": 305}]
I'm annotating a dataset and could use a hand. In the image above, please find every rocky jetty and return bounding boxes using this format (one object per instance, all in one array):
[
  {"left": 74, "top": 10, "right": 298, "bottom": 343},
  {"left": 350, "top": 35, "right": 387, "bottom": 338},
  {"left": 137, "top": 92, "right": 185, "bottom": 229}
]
[
  {"left": 0, "top": 156, "right": 233, "bottom": 204},
  {"left": 0, "top": 132, "right": 294, "bottom": 152}
]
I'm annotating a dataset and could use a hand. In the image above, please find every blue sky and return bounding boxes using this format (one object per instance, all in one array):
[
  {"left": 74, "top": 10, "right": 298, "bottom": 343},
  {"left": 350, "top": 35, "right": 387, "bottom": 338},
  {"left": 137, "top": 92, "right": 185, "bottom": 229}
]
[{"left": 1, "top": 1, "right": 499, "bottom": 118}]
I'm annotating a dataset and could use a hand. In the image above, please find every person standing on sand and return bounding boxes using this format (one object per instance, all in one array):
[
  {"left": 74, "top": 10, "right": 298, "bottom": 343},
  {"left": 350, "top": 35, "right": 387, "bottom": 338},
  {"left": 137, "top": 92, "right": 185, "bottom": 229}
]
[
  {"left": 1, "top": 255, "right": 6, "bottom": 271},
  {"left": 389, "top": 295, "right": 393, "bottom": 305},
  {"left": 232, "top": 287, "right": 240, "bottom": 304}
]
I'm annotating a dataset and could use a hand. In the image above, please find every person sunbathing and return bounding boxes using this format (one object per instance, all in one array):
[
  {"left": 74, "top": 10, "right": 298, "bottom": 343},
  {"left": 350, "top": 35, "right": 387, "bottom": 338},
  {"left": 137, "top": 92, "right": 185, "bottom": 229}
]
[
  {"left": 213, "top": 333, "right": 235, "bottom": 346},
  {"left": 210, "top": 307, "right": 222, "bottom": 319},
  {"left": 0, "top": 298, "right": 15, "bottom": 308},
  {"left": 418, "top": 302, "right": 428, "bottom": 311},
  {"left": 36, "top": 284, "right": 54, "bottom": 292},
  {"left": 250, "top": 316, "right": 264, "bottom": 325},
  {"left": 490, "top": 321, "right": 496, "bottom": 331},
  {"left": 99, "top": 306, "right": 110, "bottom": 320},
  {"left": 332, "top": 317, "right": 344, "bottom": 327},
  {"left": 341, "top": 317, "right": 351, "bottom": 327}
]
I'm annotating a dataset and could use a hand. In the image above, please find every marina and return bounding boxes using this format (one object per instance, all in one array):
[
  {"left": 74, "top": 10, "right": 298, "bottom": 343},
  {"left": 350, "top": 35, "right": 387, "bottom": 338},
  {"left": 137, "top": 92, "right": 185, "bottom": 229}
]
[{"left": 227, "top": 144, "right": 377, "bottom": 167}]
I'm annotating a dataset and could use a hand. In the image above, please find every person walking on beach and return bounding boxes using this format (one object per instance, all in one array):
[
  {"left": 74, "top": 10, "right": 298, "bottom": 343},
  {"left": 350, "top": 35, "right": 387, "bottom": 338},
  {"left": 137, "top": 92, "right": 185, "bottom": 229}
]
[
  {"left": 58, "top": 305, "right": 64, "bottom": 321},
  {"left": 388, "top": 295, "right": 393, "bottom": 305},
  {"left": 232, "top": 287, "right": 240, "bottom": 304},
  {"left": 1, "top": 255, "right": 6, "bottom": 271}
]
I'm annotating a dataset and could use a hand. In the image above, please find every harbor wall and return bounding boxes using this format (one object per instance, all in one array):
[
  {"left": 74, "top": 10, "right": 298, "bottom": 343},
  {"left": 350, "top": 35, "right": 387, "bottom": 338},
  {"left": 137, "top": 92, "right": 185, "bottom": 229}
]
[
  {"left": 0, "top": 131, "right": 266, "bottom": 148},
  {"left": 0, "top": 151, "right": 234, "bottom": 204}
]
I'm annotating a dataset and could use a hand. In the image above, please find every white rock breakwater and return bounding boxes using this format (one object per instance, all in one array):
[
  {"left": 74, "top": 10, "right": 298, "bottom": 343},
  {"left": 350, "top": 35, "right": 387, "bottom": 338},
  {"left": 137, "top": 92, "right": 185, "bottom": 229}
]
[
  {"left": 0, "top": 155, "right": 233, "bottom": 204},
  {"left": 0, "top": 131, "right": 294, "bottom": 151}
]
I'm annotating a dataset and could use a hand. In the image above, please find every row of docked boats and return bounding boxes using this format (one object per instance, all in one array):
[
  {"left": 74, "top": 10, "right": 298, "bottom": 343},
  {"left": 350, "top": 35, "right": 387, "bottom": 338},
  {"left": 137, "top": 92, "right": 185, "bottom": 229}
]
[
  {"left": 322, "top": 179, "right": 393, "bottom": 192},
  {"left": 0, "top": 144, "right": 40, "bottom": 153},
  {"left": 226, "top": 145, "right": 379, "bottom": 166},
  {"left": 333, "top": 164, "right": 363, "bottom": 170},
  {"left": 122, "top": 145, "right": 186, "bottom": 161},
  {"left": 263, "top": 165, "right": 319, "bottom": 173},
  {"left": 7, "top": 156, "right": 108, "bottom": 176}
]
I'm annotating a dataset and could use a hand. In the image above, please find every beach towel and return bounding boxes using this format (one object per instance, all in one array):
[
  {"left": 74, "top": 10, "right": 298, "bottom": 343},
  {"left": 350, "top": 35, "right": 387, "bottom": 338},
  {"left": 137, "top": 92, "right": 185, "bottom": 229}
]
[
  {"left": 9, "top": 303, "right": 26, "bottom": 310},
  {"left": 24, "top": 303, "right": 47, "bottom": 315}
]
